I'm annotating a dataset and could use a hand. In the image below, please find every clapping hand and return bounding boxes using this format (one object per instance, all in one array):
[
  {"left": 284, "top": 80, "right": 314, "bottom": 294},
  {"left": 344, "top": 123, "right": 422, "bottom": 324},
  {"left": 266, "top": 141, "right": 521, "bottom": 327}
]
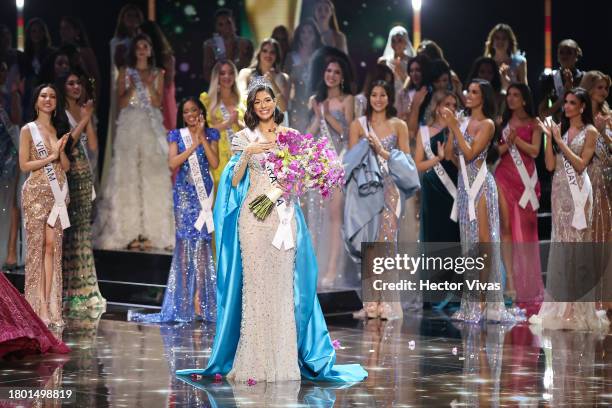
[
  {"left": 506, "top": 127, "right": 517, "bottom": 145},
  {"left": 80, "top": 99, "right": 95, "bottom": 120},
  {"left": 412, "top": 87, "right": 428, "bottom": 107},
  {"left": 49, "top": 134, "right": 69, "bottom": 160},
  {"left": 366, "top": 130, "right": 383, "bottom": 154},
  {"left": 439, "top": 107, "right": 458, "bottom": 128},
  {"left": 562, "top": 68, "right": 573, "bottom": 91}
]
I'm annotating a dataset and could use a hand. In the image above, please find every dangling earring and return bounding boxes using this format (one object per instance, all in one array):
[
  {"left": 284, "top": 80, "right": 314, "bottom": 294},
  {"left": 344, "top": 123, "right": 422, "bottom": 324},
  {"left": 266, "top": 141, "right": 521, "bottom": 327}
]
[
  {"left": 580, "top": 108, "right": 584, "bottom": 114},
  {"left": 53, "top": 109, "right": 56, "bottom": 118},
  {"left": 35, "top": 107, "right": 39, "bottom": 117}
]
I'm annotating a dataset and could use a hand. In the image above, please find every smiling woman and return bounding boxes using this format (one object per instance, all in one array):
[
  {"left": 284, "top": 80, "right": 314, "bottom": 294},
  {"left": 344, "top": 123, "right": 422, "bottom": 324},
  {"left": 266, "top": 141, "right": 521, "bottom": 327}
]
[{"left": 176, "top": 79, "right": 367, "bottom": 384}]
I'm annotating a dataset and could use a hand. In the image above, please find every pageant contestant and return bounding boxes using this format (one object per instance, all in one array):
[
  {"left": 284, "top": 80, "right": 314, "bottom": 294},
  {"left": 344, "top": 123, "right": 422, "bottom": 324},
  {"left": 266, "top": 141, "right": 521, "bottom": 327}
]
[
  {"left": 443, "top": 79, "right": 517, "bottom": 323},
  {"left": 94, "top": 34, "right": 175, "bottom": 250},
  {"left": 494, "top": 83, "right": 543, "bottom": 314},
  {"left": 59, "top": 72, "right": 106, "bottom": 313},
  {"left": 19, "top": 84, "right": 85, "bottom": 327},
  {"left": 200, "top": 60, "right": 244, "bottom": 193},
  {"left": 305, "top": 56, "right": 354, "bottom": 288},
  {"left": 0, "top": 272, "right": 69, "bottom": 358},
  {"left": 414, "top": 89, "right": 460, "bottom": 243},
  {"left": 130, "top": 98, "right": 219, "bottom": 323},
  {"left": 580, "top": 71, "right": 612, "bottom": 310},
  {"left": 176, "top": 79, "right": 367, "bottom": 383},
  {"left": 530, "top": 88, "right": 609, "bottom": 331},
  {"left": 345, "top": 80, "right": 419, "bottom": 320}
]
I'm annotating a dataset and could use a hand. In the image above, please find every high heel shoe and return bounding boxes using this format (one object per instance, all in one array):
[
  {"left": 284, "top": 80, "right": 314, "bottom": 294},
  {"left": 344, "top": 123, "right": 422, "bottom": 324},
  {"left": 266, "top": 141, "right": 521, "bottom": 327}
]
[{"left": 353, "top": 302, "right": 379, "bottom": 319}]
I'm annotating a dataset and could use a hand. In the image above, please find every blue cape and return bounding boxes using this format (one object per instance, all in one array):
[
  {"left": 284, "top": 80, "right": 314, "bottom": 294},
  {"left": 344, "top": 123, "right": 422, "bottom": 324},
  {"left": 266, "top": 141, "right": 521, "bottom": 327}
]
[{"left": 177, "top": 154, "right": 367, "bottom": 383}]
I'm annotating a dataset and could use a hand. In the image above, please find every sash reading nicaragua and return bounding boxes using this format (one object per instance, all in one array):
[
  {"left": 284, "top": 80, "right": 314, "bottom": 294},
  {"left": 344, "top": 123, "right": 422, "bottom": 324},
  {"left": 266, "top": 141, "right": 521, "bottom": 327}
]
[
  {"left": 179, "top": 127, "right": 214, "bottom": 232},
  {"left": 247, "top": 128, "right": 294, "bottom": 250},
  {"left": 457, "top": 118, "right": 488, "bottom": 221},
  {"left": 358, "top": 116, "right": 401, "bottom": 219},
  {"left": 419, "top": 125, "right": 458, "bottom": 221},
  {"left": 127, "top": 67, "right": 168, "bottom": 155},
  {"left": 65, "top": 110, "right": 96, "bottom": 201},
  {"left": 501, "top": 125, "right": 539, "bottom": 210},
  {"left": 561, "top": 129, "right": 591, "bottom": 230},
  {"left": 27, "top": 122, "right": 70, "bottom": 229}
]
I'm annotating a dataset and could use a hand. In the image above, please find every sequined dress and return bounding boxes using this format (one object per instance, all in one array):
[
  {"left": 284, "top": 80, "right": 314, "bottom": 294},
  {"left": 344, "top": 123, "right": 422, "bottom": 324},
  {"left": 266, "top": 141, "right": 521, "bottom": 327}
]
[
  {"left": 453, "top": 127, "right": 509, "bottom": 322},
  {"left": 228, "top": 128, "right": 300, "bottom": 382},
  {"left": 63, "top": 130, "right": 106, "bottom": 313},
  {"left": 531, "top": 129, "right": 610, "bottom": 331},
  {"left": 0, "top": 272, "right": 69, "bottom": 358},
  {"left": 303, "top": 109, "right": 350, "bottom": 286},
  {"left": 130, "top": 128, "right": 219, "bottom": 323},
  {"left": 94, "top": 68, "right": 175, "bottom": 249},
  {"left": 22, "top": 123, "right": 69, "bottom": 327}
]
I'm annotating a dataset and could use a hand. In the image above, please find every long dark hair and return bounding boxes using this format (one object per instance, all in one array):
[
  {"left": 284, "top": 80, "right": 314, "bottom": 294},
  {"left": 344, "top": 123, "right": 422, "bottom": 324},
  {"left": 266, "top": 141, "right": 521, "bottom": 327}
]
[
  {"left": 139, "top": 21, "right": 173, "bottom": 69},
  {"left": 405, "top": 54, "right": 432, "bottom": 90},
  {"left": 314, "top": 56, "right": 353, "bottom": 102},
  {"left": 60, "top": 16, "right": 91, "bottom": 47},
  {"left": 114, "top": 4, "right": 144, "bottom": 38},
  {"left": 251, "top": 38, "right": 283, "bottom": 75},
  {"left": 176, "top": 97, "right": 208, "bottom": 129},
  {"left": 465, "top": 79, "right": 497, "bottom": 120},
  {"left": 365, "top": 80, "right": 396, "bottom": 120},
  {"left": 500, "top": 83, "right": 535, "bottom": 129},
  {"left": 244, "top": 84, "right": 285, "bottom": 130},
  {"left": 560, "top": 87, "right": 593, "bottom": 136},
  {"left": 292, "top": 18, "right": 323, "bottom": 52},
  {"left": 24, "top": 18, "right": 52, "bottom": 60},
  {"left": 466, "top": 57, "right": 502, "bottom": 94},
  {"left": 127, "top": 33, "right": 156, "bottom": 68},
  {"left": 30, "top": 83, "right": 70, "bottom": 135}
]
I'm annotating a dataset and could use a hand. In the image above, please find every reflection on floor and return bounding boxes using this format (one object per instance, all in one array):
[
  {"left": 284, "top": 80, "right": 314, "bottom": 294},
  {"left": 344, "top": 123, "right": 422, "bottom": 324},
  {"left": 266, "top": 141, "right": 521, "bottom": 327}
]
[{"left": 1, "top": 310, "right": 612, "bottom": 407}]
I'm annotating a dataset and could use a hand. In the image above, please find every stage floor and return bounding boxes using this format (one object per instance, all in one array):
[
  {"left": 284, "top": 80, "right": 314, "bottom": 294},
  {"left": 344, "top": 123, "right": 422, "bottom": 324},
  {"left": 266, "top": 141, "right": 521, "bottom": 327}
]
[{"left": 2, "top": 310, "right": 612, "bottom": 407}]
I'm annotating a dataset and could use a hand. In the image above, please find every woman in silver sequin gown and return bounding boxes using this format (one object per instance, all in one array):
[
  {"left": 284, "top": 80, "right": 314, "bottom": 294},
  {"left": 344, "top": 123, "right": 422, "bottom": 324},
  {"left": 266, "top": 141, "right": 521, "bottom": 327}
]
[
  {"left": 348, "top": 80, "right": 412, "bottom": 320},
  {"left": 305, "top": 57, "right": 354, "bottom": 288},
  {"left": 529, "top": 88, "right": 609, "bottom": 331},
  {"left": 94, "top": 34, "right": 174, "bottom": 250},
  {"left": 444, "top": 79, "right": 515, "bottom": 323}
]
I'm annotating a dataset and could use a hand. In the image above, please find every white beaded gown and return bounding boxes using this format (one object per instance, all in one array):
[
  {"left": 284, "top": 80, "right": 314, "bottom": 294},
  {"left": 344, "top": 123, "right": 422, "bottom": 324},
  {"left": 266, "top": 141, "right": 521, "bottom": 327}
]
[{"left": 228, "top": 128, "right": 300, "bottom": 382}]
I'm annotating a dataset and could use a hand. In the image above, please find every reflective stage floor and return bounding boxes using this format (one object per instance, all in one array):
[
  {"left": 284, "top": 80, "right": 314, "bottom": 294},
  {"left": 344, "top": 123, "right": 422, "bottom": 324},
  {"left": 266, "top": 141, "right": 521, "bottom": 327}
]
[{"left": 2, "top": 310, "right": 612, "bottom": 407}]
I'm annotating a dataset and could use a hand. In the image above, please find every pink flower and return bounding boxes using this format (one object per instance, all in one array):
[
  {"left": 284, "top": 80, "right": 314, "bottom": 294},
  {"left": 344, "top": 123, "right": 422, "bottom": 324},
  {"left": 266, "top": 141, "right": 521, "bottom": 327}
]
[
  {"left": 247, "top": 378, "right": 257, "bottom": 386},
  {"left": 332, "top": 339, "right": 341, "bottom": 349},
  {"left": 214, "top": 373, "right": 222, "bottom": 381}
]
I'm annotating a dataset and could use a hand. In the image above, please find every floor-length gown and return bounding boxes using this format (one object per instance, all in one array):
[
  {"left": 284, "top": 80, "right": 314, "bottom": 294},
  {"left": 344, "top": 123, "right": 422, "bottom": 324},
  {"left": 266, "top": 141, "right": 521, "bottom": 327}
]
[
  {"left": 530, "top": 129, "right": 609, "bottom": 331},
  {"left": 419, "top": 128, "right": 460, "bottom": 243},
  {"left": 0, "top": 272, "right": 69, "bottom": 358},
  {"left": 229, "top": 129, "right": 300, "bottom": 381},
  {"left": 452, "top": 125, "right": 511, "bottom": 323},
  {"left": 63, "top": 114, "right": 106, "bottom": 312},
  {"left": 22, "top": 122, "right": 69, "bottom": 327},
  {"left": 129, "top": 128, "right": 218, "bottom": 323},
  {"left": 176, "top": 127, "right": 367, "bottom": 384},
  {"left": 285, "top": 51, "right": 313, "bottom": 134},
  {"left": 304, "top": 109, "right": 351, "bottom": 287},
  {"left": 199, "top": 91, "right": 245, "bottom": 194},
  {"left": 494, "top": 123, "right": 544, "bottom": 314},
  {"left": 0, "top": 108, "right": 19, "bottom": 265},
  {"left": 588, "top": 131, "right": 612, "bottom": 304},
  {"left": 94, "top": 68, "right": 175, "bottom": 249}
]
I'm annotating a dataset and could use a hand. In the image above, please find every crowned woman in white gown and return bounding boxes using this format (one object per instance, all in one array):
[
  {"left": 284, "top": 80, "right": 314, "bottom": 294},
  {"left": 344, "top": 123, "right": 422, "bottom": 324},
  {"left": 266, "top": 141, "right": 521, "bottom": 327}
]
[{"left": 94, "top": 34, "right": 174, "bottom": 250}]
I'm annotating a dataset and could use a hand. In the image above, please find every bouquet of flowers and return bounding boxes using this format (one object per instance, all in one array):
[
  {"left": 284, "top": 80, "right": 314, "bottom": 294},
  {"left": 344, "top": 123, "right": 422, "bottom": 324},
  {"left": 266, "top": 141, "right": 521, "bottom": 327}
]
[{"left": 248, "top": 130, "right": 345, "bottom": 220}]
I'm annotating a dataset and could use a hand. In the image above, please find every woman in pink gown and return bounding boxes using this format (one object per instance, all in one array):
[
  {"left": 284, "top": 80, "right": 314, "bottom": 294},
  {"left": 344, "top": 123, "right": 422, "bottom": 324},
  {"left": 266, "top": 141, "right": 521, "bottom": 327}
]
[
  {"left": 0, "top": 273, "right": 69, "bottom": 359},
  {"left": 494, "top": 83, "right": 544, "bottom": 315}
]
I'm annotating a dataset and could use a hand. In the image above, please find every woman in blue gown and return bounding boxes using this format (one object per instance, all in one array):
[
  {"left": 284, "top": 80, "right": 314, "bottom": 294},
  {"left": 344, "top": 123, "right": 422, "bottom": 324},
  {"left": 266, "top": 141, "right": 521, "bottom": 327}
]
[
  {"left": 129, "top": 97, "right": 219, "bottom": 323},
  {"left": 176, "top": 80, "right": 367, "bottom": 383}
]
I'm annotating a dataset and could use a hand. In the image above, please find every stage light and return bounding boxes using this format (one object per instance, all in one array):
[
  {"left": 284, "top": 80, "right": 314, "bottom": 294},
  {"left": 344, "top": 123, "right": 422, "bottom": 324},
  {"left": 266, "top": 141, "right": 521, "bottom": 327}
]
[
  {"left": 412, "top": 0, "right": 422, "bottom": 49},
  {"left": 544, "top": 0, "right": 552, "bottom": 73},
  {"left": 16, "top": 0, "right": 24, "bottom": 51}
]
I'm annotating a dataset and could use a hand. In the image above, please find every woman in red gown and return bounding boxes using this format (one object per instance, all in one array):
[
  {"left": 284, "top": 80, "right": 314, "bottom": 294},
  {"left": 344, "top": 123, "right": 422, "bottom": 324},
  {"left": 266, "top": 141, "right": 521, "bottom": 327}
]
[{"left": 0, "top": 272, "right": 69, "bottom": 359}]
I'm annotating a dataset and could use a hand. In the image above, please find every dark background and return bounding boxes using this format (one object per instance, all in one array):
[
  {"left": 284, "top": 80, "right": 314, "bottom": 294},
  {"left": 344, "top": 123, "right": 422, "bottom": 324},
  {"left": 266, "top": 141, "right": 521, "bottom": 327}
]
[{"left": 1, "top": 0, "right": 610, "bottom": 141}]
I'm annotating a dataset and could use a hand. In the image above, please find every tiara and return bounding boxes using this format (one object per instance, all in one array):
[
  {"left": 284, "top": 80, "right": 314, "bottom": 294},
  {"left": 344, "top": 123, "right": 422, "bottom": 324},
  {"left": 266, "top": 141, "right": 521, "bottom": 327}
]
[{"left": 247, "top": 75, "right": 272, "bottom": 93}]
